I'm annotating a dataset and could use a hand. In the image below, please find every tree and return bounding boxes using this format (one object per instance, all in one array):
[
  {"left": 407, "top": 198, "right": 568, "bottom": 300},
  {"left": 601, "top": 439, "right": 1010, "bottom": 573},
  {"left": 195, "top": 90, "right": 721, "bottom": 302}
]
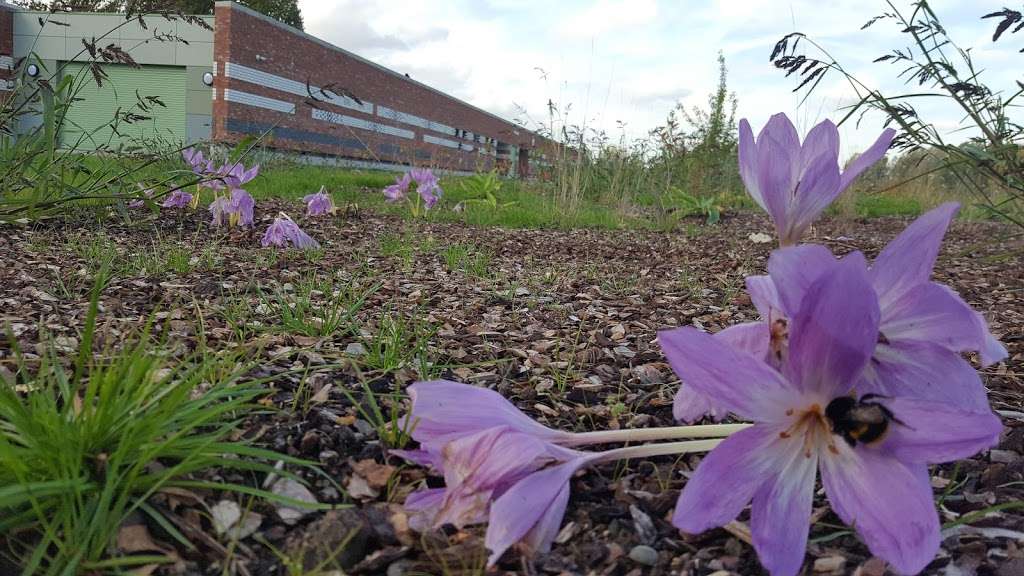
[{"left": 11, "top": 0, "right": 304, "bottom": 30}]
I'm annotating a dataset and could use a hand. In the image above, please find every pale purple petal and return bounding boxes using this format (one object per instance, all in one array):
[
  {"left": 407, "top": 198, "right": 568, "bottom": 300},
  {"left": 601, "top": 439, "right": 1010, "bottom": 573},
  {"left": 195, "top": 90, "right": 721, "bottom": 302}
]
[
  {"left": 799, "top": 119, "right": 839, "bottom": 176},
  {"left": 881, "top": 282, "right": 981, "bottom": 349},
  {"left": 284, "top": 222, "right": 320, "bottom": 249},
  {"left": 405, "top": 488, "right": 444, "bottom": 532},
  {"left": 436, "top": 427, "right": 552, "bottom": 528},
  {"left": 746, "top": 274, "right": 781, "bottom": 319},
  {"left": 659, "top": 327, "right": 792, "bottom": 422},
  {"left": 673, "top": 424, "right": 780, "bottom": 532},
  {"left": 261, "top": 219, "right": 289, "bottom": 247},
  {"left": 230, "top": 189, "right": 255, "bottom": 227},
  {"left": 161, "top": 190, "right": 193, "bottom": 208},
  {"left": 870, "top": 202, "right": 958, "bottom": 308},
  {"left": 304, "top": 188, "right": 334, "bottom": 216},
  {"left": 208, "top": 197, "right": 230, "bottom": 227},
  {"left": 975, "top": 311, "right": 1008, "bottom": 366},
  {"left": 391, "top": 448, "right": 440, "bottom": 470},
  {"left": 766, "top": 244, "right": 837, "bottom": 316},
  {"left": 406, "top": 380, "right": 571, "bottom": 447},
  {"left": 820, "top": 445, "right": 939, "bottom": 575},
  {"left": 875, "top": 396, "right": 1002, "bottom": 464},
  {"left": 486, "top": 457, "right": 591, "bottom": 565},
  {"left": 858, "top": 340, "right": 990, "bottom": 412},
  {"left": 756, "top": 131, "right": 797, "bottom": 238},
  {"left": 839, "top": 128, "right": 897, "bottom": 191},
  {"left": 518, "top": 481, "right": 571, "bottom": 558},
  {"left": 715, "top": 321, "right": 771, "bottom": 361},
  {"left": 783, "top": 148, "right": 842, "bottom": 245},
  {"left": 750, "top": 438, "right": 817, "bottom": 576},
  {"left": 672, "top": 385, "right": 728, "bottom": 423},
  {"left": 738, "top": 119, "right": 765, "bottom": 211},
  {"left": 786, "top": 252, "right": 880, "bottom": 397},
  {"left": 758, "top": 112, "right": 801, "bottom": 159}
]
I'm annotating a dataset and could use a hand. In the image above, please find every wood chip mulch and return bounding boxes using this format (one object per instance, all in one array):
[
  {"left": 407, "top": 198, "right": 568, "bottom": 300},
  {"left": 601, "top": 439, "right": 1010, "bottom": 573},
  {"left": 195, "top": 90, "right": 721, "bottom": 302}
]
[{"left": 1, "top": 200, "right": 1021, "bottom": 576}]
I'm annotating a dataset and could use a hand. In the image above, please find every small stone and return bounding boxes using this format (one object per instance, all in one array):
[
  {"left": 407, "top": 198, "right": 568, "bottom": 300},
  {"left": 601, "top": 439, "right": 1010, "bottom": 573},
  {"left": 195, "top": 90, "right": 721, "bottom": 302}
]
[
  {"left": 990, "top": 449, "right": 1019, "bottom": 464},
  {"left": 628, "top": 545, "right": 659, "bottom": 566},
  {"left": 300, "top": 430, "right": 320, "bottom": 454},
  {"left": 814, "top": 556, "right": 847, "bottom": 572},
  {"left": 345, "top": 342, "right": 368, "bottom": 356},
  {"left": 271, "top": 478, "right": 318, "bottom": 525}
]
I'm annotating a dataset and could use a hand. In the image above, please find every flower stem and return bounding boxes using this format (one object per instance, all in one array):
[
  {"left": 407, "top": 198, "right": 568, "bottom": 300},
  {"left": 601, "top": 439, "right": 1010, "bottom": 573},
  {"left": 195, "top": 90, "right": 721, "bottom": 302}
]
[
  {"left": 592, "top": 438, "right": 723, "bottom": 464},
  {"left": 564, "top": 423, "right": 750, "bottom": 447}
]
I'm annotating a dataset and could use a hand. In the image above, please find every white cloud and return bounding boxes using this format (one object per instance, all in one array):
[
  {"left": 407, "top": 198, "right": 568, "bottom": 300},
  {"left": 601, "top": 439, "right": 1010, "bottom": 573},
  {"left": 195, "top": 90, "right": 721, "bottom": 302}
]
[{"left": 297, "top": 0, "right": 1018, "bottom": 156}]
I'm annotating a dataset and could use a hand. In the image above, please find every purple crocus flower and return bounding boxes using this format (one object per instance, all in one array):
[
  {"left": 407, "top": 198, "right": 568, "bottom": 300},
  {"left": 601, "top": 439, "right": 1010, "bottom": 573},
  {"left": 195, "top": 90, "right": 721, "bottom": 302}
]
[
  {"left": 410, "top": 168, "right": 443, "bottom": 209},
  {"left": 673, "top": 203, "right": 1007, "bottom": 422},
  {"left": 224, "top": 162, "right": 260, "bottom": 190},
  {"left": 229, "top": 189, "right": 255, "bottom": 227},
  {"left": 261, "top": 214, "right": 320, "bottom": 249},
  {"left": 740, "top": 113, "right": 896, "bottom": 246},
  {"left": 161, "top": 189, "right": 193, "bottom": 208},
  {"left": 128, "top": 184, "right": 155, "bottom": 208},
  {"left": 661, "top": 254, "right": 1002, "bottom": 575},
  {"left": 182, "top": 148, "right": 207, "bottom": 175},
  {"left": 383, "top": 172, "right": 411, "bottom": 202},
  {"left": 303, "top": 186, "right": 335, "bottom": 216}
]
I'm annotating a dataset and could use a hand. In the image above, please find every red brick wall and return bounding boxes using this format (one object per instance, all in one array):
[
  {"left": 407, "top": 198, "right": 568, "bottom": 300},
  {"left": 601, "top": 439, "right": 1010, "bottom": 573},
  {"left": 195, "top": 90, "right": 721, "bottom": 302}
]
[
  {"left": 212, "top": 2, "right": 542, "bottom": 174},
  {"left": 0, "top": 4, "right": 13, "bottom": 92}
]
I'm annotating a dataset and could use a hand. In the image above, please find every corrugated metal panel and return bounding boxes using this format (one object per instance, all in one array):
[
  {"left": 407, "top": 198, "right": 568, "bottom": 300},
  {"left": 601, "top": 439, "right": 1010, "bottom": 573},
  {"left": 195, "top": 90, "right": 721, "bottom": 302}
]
[{"left": 60, "top": 62, "right": 186, "bottom": 149}]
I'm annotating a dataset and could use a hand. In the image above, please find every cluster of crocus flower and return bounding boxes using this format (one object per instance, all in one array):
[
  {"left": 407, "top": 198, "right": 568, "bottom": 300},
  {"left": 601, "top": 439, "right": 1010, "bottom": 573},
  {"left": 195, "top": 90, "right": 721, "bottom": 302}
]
[
  {"left": 383, "top": 167, "right": 443, "bottom": 216},
  {"left": 398, "top": 113, "right": 1007, "bottom": 575}
]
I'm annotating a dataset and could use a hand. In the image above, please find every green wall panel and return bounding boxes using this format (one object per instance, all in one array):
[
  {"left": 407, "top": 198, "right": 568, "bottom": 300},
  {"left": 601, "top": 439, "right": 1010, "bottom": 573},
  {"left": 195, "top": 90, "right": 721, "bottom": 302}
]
[{"left": 59, "top": 63, "right": 186, "bottom": 150}]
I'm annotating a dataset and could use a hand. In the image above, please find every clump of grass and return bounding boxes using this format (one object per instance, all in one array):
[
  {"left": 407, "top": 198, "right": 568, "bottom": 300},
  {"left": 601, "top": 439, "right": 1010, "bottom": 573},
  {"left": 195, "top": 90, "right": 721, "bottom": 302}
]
[
  {"left": 258, "top": 274, "right": 380, "bottom": 339},
  {"left": 441, "top": 243, "right": 492, "bottom": 278},
  {"left": 358, "top": 311, "right": 437, "bottom": 376},
  {"left": 0, "top": 275, "right": 318, "bottom": 575}
]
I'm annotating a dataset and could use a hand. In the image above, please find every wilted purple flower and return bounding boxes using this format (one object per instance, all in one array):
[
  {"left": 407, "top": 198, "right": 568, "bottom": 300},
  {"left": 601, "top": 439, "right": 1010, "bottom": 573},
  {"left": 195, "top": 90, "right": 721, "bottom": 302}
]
[
  {"left": 161, "top": 189, "right": 193, "bottom": 208},
  {"left": 208, "top": 196, "right": 230, "bottom": 226},
  {"left": 739, "top": 113, "right": 896, "bottom": 246},
  {"left": 383, "top": 172, "right": 411, "bottom": 202},
  {"left": 128, "top": 183, "right": 155, "bottom": 208},
  {"left": 661, "top": 254, "right": 1002, "bottom": 575},
  {"left": 397, "top": 422, "right": 594, "bottom": 566},
  {"left": 674, "top": 203, "right": 1007, "bottom": 423},
  {"left": 303, "top": 186, "right": 335, "bottom": 216},
  {"left": 261, "top": 214, "right": 320, "bottom": 249}
]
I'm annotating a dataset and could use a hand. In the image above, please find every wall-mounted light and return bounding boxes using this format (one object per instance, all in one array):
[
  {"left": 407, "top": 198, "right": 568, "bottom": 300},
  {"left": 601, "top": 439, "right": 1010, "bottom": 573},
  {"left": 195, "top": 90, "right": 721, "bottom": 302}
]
[
  {"left": 255, "top": 54, "right": 268, "bottom": 62},
  {"left": 202, "top": 71, "right": 214, "bottom": 86},
  {"left": 26, "top": 63, "right": 39, "bottom": 78}
]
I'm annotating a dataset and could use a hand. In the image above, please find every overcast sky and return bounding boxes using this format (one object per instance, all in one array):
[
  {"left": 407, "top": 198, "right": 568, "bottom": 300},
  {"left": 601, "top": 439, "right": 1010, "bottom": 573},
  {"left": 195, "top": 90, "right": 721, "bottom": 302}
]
[{"left": 296, "top": 0, "right": 1021, "bottom": 160}]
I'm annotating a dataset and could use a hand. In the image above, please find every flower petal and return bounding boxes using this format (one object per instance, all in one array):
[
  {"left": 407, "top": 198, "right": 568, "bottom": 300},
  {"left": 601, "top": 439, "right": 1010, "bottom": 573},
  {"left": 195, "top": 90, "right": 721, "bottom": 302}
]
[
  {"left": 715, "top": 321, "right": 771, "bottom": 360},
  {"left": 870, "top": 202, "right": 958, "bottom": 308},
  {"left": 485, "top": 457, "right": 589, "bottom": 565},
  {"left": 672, "top": 384, "right": 728, "bottom": 423},
  {"left": 519, "top": 481, "right": 571, "bottom": 557},
  {"left": 407, "top": 380, "right": 570, "bottom": 446},
  {"left": 660, "top": 328, "right": 791, "bottom": 421},
  {"left": 766, "top": 244, "right": 837, "bottom": 317},
  {"left": 738, "top": 119, "right": 765, "bottom": 211},
  {"left": 786, "top": 251, "right": 880, "bottom": 397},
  {"left": 674, "top": 424, "right": 789, "bottom": 533},
  {"left": 436, "top": 427, "right": 552, "bottom": 528},
  {"left": 405, "top": 488, "right": 445, "bottom": 532},
  {"left": 839, "top": 128, "right": 896, "bottom": 191},
  {"left": 974, "top": 310, "right": 1008, "bottom": 367},
  {"left": 858, "top": 340, "right": 990, "bottom": 412},
  {"left": 877, "top": 396, "right": 1002, "bottom": 464},
  {"left": 746, "top": 275, "right": 780, "bottom": 319},
  {"left": 784, "top": 147, "right": 842, "bottom": 245},
  {"left": 756, "top": 131, "right": 797, "bottom": 240},
  {"left": 750, "top": 437, "right": 817, "bottom": 576},
  {"left": 799, "top": 119, "right": 839, "bottom": 176},
  {"left": 820, "top": 445, "right": 939, "bottom": 575}
]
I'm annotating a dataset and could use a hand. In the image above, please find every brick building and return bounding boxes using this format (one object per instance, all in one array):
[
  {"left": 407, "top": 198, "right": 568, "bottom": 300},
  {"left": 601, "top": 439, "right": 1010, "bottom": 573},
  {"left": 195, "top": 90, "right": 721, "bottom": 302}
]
[{"left": 0, "top": 1, "right": 552, "bottom": 177}]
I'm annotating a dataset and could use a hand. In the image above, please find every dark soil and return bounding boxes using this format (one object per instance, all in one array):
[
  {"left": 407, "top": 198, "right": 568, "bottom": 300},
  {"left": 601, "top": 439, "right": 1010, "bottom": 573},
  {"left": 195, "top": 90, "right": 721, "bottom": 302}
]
[{"left": 1, "top": 201, "right": 1021, "bottom": 576}]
